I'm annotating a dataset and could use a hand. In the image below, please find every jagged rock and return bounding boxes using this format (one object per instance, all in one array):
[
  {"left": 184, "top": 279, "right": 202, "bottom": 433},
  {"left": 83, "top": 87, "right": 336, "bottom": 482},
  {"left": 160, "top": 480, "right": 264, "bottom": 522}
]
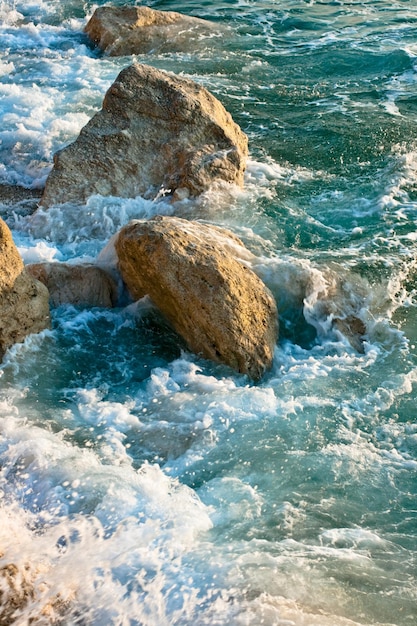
[
  {"left": 26, "top": 262, "right": 117, "bottom": 308},
  {"left": 40, "top": 63, "right": 248, "bottom": 207},
  {"left": 85, "top": 6, "right": 218, "bottom": 56},
  {"left": 0, "top": 219, "right": 50, "bottom": 360},
  {"left": 115, "top": 216, "right": 278, "bottom": 379}
]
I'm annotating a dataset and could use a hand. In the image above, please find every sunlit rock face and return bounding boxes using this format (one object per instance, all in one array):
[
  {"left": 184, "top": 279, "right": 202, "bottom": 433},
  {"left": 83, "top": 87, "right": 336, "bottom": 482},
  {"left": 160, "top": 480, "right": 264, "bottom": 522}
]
[
  {"left": 0, "top": 218, "right": 50, "bottom": 360},
  {"left": 115, "top": 216, "right": 278, "bottom": 380},
  {"left": 41, "top": 63, "right": 248, "bottom": 208}
]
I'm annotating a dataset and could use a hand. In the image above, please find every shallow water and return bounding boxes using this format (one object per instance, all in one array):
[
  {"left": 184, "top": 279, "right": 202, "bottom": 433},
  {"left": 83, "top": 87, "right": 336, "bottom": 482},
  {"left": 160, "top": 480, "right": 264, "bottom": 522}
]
[{"left": 1, "top": 1, "right": 417, "bottom": 624}]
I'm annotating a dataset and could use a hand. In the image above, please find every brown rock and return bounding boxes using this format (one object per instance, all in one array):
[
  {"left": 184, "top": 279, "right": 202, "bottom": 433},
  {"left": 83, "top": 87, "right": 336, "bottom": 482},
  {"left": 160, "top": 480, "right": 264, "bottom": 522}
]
[
  {"left": 40, "top": 63, "right": 248, "bottom": 207},
  {"left": 26, "top": 262, "right": 117, "bottom": 308},
  {"left": 0, "top": 555, "right": 74, "bottom": 624},
  {"left": 85, "top": 6, "right": 218, "bottom": 56},
  {"left": 115, "top": 216, "right": 278, "bottom": 379},
  {"left": 0, "top": 561, "right": 34, "bottom": 624},
  {"left": 0, "top": 219, "right": 50, "bottom": 360},
  {"left": 333, "top": 315, "right": 366, "bottom": 353}
]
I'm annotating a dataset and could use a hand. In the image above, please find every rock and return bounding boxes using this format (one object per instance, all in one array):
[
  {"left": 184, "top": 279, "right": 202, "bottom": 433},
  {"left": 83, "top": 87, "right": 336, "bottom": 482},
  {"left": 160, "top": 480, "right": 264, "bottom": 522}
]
[
  {"left": 0, "top": 183, "right": 41, "bottom": 206},
  {"left": 0, "top": 184, "right": 41, "bottom": 221},
  {"left": 0, "top": 219, "right": 50, "bottom": 360},
  {"left": 257, "top": 258, "right": 369, "bottom": 352},
  {"left": 26, "top": 262, "right": 117, "bottom": 308},
  {"left": 40, "top": 63, "right": 248, "bottom": 207},
  {"left": 85, "top": 6, "right": 218, "bottom": 56},
  {"left": 115, "top": 216, "right": 278, "bottom": 379},
  {"left": 333, "top": 315, "right": 366, "bottom": 353},
  {"left": 0, "top": 555, "right": 74, "bottom": 624},
  {"left": 0, "top": 561, "right": 34, "bottom": 624}
]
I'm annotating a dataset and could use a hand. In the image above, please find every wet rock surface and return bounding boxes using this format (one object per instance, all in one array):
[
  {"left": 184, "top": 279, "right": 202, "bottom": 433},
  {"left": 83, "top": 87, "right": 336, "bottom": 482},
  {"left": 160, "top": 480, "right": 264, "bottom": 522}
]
[
  {"left": 0, "top": 218, "right": 50, "bottom": 360},
  {"left": 85, "top": 6, "right": 218, "bottom": 56},
  {"left": 41, "top": 63, "right": 248, "bottom": 207},
  {"left": 26, "top": 262, "right": 117, "bottom": 308},
  {"left": 116, "top": 216, "right": 278, "bottom": 379}
]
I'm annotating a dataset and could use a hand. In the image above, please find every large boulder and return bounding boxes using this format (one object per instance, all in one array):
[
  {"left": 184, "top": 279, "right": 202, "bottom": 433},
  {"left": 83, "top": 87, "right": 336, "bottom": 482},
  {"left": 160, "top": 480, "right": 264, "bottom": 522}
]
[
  {"left": 0, "top": 219, "right": 50, "bottom": 359},
  {"left": 26, "top": 262, "right": 117, "bottom": 308},
  {"left": 40, "top": 63, "right": 248, "bottom": 207},
  {"left": 115, "top": 216, "right": 278, "bottom": 379},
  {"left": 85, "top": 6, "right": 218, "bottom": 56}
]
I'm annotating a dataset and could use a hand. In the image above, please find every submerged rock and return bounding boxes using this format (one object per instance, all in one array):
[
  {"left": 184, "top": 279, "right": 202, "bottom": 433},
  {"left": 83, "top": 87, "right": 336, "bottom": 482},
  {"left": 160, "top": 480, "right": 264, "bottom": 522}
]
[
  {"left": 26, "top": 262, "right": 117, "bottom": 308},
  {"left": 115, "top": 216, "right": 278, "bottom": 380},
  {"left": 0, "top": 219, "right": 50, "bottom": 360},
  {"left": 0, "top": 555, "right": 74, "bottom": 624},
  {"left": 85, "top": 6, "right": 218, "bottom": 56},
  {"left": 0, "top": 184, "right": 41, "bottom": 221},
  {"left": 40, "top": 63, "right": 248, "bottom": 207},
  {"left": 0, "top": 183, "right": 41, "bottom": 206},
  {"left": 333, "top": 315, "right": 366, "bottom": 353},
  {"left": 0, "top": 561, "right": 34, "bottom": 624}
]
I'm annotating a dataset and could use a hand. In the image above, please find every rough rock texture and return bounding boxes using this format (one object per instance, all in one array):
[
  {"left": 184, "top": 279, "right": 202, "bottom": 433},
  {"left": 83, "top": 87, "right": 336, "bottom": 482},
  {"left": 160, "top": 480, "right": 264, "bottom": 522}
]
[
  {"left": 0, "top": 184, "right": 41, "bottom": 221},
  {"left": 85, "top": 6, "right": 217, "bottom": 56},
  {"left": 333, "top": 315, "right": 366, "bottom": 353},
  {"left": 0, "top": 561, "right": 34, "bottom": 625},
  {"left": 40, "top": 63, "right": 248, "bottom": 207},
  {"left": 115, "top": 216, "right": 278, "bottom": 379},
  {"left": 0, "top": 554, "right": 74, "bottom": 624},
  {"left": 26, "top": 262, "right": 117, "bottom": 308},
  {"left": 0, "top": 184, "right": 41, "bottom": 206},
  {"left": 0, "top": 219, "right": 50, "bottom": 360}
]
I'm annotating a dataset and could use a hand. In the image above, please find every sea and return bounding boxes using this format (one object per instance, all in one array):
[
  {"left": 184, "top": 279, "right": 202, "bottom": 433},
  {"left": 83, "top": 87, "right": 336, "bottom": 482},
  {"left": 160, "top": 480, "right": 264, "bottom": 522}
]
[{"left": 1, "top": 0, "right": 417, "bottom": 624}]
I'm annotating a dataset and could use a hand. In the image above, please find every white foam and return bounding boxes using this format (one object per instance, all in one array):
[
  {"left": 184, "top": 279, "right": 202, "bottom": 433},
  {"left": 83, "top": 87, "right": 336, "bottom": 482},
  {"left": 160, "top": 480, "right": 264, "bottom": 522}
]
[
  {"left": 382, "top": 97, "right": 402, "bottom": 117},
  {"left": 0, "top": 401, "right": 213, "bottom": 622},
  {"left": 0, "top": 13, "right": 122, "bottom": 187},
  {"left": 15, "top": 194, "right": 175, "bottom": 261},
  {"left": 18, "top": 239, "right": 62, "bottom": 264},
  {"left": 0, "top": 2, "right": 23, "bottom": 25},
  {"left": 319, "top": 527, "right": 389, "bottom": 550},
  {"left": 199, "top": 476, "right": 264, "bottom": 529},
  {"left": 0, "top": 59, "right": 15, "bottom": 76},
  {"left": 1, "top": 2, "right": 417, "bottom": 624},
  {"left": 234, "top": 593, "right": 387, "bottom": 626},
  {"left": 377, "top": 143, "right": 417, "bottom": 211},
  {"left": 245, "top": 158, "right": 324, "bottom": 187}
]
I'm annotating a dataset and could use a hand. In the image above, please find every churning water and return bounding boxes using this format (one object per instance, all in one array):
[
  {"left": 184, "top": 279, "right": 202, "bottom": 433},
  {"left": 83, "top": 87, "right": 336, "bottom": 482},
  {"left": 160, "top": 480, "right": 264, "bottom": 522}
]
[{"left": 1, "top": 1, "right": 417, "bottom": 624}]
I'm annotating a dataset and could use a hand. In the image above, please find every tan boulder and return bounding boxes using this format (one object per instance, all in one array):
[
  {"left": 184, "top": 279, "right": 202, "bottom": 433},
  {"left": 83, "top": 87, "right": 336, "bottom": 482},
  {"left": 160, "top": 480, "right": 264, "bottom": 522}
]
[
  {"left": 26, "top": 262, "right": 117, "bottom": 308},
  {"left": 0, "top": 219, "right": 50, "bottom": 359},
  {"left": 115, "top": 216, "right": 278, "bottom": 380},
  {"left": 40, "top": 63, "right": 248, "bottom": 207},
  {"left": 85, "top": 6, "right": 218, "bottom": 56}
]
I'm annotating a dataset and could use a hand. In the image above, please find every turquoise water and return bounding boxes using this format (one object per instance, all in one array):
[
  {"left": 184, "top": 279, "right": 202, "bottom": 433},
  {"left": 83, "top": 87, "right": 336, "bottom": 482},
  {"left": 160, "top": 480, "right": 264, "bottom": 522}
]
[{"left": 1, "top": 1, "right": 417, "bottom": 624}]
